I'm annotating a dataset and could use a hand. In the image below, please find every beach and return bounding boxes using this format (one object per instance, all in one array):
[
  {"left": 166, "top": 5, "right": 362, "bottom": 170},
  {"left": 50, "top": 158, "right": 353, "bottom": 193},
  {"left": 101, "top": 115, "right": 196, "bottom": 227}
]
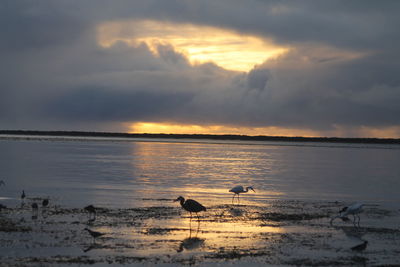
[
  {"left": 1, "top": 198, "right": 400, "bottom": 266},
  {"left": 1, "top": 136, "right": 400, "bottom": 265}
]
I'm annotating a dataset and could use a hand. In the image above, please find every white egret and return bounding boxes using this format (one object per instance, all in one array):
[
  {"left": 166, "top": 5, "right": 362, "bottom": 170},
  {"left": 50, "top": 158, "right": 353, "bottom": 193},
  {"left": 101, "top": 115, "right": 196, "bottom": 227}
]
[
  {"left": 229, "top": 185, "right": 255, "bottom": 204},
  {"left": 330, "top": 202, "right": 364, "bottom": 227}
]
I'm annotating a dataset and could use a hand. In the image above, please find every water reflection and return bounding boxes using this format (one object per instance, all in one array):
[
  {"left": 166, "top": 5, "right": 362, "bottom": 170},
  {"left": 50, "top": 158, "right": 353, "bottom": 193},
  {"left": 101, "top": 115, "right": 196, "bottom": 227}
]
[{"left": 177, "top": 224, "right": 205, "bottom": 252}]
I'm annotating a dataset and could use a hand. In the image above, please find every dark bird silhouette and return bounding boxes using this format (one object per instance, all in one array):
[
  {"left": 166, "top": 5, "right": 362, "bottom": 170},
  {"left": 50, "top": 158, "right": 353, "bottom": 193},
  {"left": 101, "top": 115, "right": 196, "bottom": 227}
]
[
  {"left": 21, "top": 190, "right": 26, "bottom": 200},
  {"left": 31, "top": 202, "right": 38, "bottom": 210},
  {"left": 229, "top": 185, "right": 255, "bottom": 204},
  {"left": 351, "top": 240, "right": 368, "bottom": 251},
  {"left": 174, "top": 196, "right": 206, "bottom": 220},
  {"left": 84, "top": 228, "right": 105, "bottom": 242},
  {"left": 84, "top": 205, "right": 96, "bottom": 220},
  {"left": 42, "top": 199, "right": 49, "bottom": 208}
]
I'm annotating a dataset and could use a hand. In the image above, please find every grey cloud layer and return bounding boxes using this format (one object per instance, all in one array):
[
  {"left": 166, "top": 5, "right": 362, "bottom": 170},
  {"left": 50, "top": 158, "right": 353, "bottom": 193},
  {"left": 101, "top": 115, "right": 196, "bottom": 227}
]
[{"left": 1, "top": 1, "right": 400, "bottom": 135}]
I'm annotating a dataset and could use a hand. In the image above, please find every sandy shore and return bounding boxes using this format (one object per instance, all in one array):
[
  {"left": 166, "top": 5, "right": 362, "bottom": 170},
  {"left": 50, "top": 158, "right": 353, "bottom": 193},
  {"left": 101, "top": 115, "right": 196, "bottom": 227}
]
[{"left": 1, "top": 198, "right": 399, "bottom": 266}]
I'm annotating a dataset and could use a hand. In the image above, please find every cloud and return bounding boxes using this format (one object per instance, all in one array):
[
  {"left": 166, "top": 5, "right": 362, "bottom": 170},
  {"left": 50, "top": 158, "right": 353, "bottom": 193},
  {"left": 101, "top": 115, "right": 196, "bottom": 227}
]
[{"left": 1, "top": 1, "right": 400, "bottom": 137}]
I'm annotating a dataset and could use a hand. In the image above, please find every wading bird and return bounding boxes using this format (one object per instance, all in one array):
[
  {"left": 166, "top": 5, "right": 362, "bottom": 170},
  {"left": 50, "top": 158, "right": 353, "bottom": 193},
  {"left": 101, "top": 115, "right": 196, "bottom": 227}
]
[
  {"left": 174, "top": 196, "right": 206, "bottom": 221},
  {"left": 21, "top": 190, "right": 26, "bottom": 200},
  {"left": 42, "top": 199, "right": 49, "bottom": 208},
  {"left": 31, "top": 203, "right": 38, "bottom": 210},
  {"left": 351, "top": 240, "right": 368, "bottom": 251},
  {"left": 84, "top": 228, "right": 105, "bottom": 242},
  {"left": 330, "top": 202, "right": 364, "bottom": 227},
  {"left": 84, "top": 205, "right": 96, "bottom": 220},
  {"left": 229, "top": 185, "right": 255, "bottom": 204}
]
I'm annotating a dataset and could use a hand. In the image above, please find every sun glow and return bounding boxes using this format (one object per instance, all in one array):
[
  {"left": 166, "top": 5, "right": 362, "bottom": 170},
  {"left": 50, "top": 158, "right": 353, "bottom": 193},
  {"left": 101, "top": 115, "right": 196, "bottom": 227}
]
[
  {"left": 128, "top": 122, "right": 319, "bottom": 137},
  {"left": 97, "top": 20, "right": 288, "bottom": 72}
]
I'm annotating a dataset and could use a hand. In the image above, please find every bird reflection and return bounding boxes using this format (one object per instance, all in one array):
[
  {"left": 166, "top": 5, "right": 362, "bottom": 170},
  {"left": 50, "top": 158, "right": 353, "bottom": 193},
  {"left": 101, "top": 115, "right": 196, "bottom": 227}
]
[
  {"left": 83, "top": 243, "right": 102, "bottom": 253},
  {"left": 177, "top": 224, "right": 205, "bottom": 252},
  {"left": 341, "top": 226, "right": 366, "bottom": 241},
  {"left": 351, "top": 240, "right": 368, "bottom": 251},
  {"left": 229, "top": 207, "right": 244, "bottom": 217}
]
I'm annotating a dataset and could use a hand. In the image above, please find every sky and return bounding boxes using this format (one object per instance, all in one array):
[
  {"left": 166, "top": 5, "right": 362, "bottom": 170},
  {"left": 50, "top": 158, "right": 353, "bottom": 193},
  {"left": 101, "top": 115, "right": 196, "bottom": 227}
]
[{"left": 1, "top": 1, "right": 400, "bottom": 138}]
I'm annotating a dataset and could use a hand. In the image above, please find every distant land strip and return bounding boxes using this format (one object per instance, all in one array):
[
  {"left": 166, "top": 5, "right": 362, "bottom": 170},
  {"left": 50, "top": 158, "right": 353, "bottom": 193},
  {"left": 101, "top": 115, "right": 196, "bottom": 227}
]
[{"left": 1, "top": 130, "right": 400, "bottom": 144}]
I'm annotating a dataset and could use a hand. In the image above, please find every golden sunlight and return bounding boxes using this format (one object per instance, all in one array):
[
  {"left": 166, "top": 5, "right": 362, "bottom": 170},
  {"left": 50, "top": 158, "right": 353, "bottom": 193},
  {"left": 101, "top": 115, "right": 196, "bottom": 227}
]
[
  {"left": 97, "top": 20, "right": 288, "bottom": 72},
  {"left": 127, "top": 122, "right": 319, "bottom": 137}
]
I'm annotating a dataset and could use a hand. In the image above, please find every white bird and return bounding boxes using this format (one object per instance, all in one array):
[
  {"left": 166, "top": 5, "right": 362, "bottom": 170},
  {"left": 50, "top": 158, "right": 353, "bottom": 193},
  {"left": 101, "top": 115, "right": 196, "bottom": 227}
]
[
  {"left": 330, "top": 202, "right": 364, "bottom": 227},
  {"left": 229, "top": 185, "right": 255, "bottom": 204}
]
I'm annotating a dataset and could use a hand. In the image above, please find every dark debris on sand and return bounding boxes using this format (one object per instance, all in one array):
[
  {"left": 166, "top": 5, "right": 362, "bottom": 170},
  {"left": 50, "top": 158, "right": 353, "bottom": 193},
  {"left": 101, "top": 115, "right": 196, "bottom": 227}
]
[{"left": 0, "top": 201, "right": 399, "bottom": 266}]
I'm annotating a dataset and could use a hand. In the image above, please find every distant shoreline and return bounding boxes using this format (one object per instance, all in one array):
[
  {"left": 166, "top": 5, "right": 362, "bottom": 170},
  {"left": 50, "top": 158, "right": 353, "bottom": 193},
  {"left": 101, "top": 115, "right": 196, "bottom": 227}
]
[{"left": 1, "top": 130, "right": 399, "bottom": 145}]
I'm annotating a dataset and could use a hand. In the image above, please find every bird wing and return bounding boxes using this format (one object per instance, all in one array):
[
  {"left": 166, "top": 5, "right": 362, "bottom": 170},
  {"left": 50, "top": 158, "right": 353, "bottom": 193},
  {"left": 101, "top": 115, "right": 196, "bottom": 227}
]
[
  {"left": 186, "top": 199, "right": 206, "bottom": 212},
  {"left": 229, "top": 185, "right": 243, "bottom": 193}
]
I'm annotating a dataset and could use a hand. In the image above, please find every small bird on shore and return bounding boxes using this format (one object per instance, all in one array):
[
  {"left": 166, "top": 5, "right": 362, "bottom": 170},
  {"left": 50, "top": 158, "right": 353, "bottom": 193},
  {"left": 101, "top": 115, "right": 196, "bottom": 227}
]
[
  {"left": 174, "top": 196, "right": 206, "bottom": 220},
  {"left": 351, "top": 240, "right": 368, "bottom": 251},
  {"left": 84, "top": 205, "right": 96, "bottom": 220},
  {"left": 229, "top": 185, "right": 255, "bottom": 204},
  {"left": 330, "top": 202, "right": 364, "bottom": 227},
  {"left": 21, "top": 190, "right": 26, "bottom": 200},
  {"left": 42, "top": 199, "right": 49, "bottom": 208},
  {"left": 84, "top": 228, "right": 105, "bottom": 241},
  {"left": 32, "top": 202, "right": 38, "bottom": 210}
]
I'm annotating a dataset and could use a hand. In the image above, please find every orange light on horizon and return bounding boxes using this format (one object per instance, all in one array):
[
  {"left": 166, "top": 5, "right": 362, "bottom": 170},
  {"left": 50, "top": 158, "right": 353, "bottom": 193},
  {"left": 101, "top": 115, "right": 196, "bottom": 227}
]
[
  {"left": 126, "top": 122, "right": 400, "bottom": 138},
  {"left": 127, "top": 122, "right": 320, "bottom": 137}
]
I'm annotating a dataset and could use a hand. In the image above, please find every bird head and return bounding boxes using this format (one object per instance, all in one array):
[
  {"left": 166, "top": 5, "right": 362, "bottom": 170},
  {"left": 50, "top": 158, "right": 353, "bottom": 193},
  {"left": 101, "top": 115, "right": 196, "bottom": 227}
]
[
  {"left": 248, "top": 186, "right": 255, "bottom": 192},
  {"left": 174, "top": 196, "right": 184, "bottom": 202}
]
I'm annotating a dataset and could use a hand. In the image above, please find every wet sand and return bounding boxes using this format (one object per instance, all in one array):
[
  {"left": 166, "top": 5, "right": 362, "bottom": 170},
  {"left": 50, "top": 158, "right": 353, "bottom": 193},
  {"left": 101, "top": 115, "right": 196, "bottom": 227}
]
[{"left": 1, "top": 198, "right": 399, "bottom": 266}]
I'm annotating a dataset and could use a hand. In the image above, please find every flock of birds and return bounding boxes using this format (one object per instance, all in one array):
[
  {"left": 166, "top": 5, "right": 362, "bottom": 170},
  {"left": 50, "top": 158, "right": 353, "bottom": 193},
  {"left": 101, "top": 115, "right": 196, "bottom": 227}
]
[{"left": 1, "top": 181, "right": 368, "bottom": 251}]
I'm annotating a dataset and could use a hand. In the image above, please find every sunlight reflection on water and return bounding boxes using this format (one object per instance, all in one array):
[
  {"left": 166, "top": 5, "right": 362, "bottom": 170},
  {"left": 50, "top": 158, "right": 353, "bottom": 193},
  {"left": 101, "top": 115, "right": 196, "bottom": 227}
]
[{"left": 0, "top": 137, "right": 400, "bottom": 209}]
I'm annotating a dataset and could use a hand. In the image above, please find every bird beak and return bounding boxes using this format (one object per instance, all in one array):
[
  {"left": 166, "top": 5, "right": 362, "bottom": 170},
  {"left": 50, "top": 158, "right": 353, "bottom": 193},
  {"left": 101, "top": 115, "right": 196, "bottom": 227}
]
[
  {"left": 173, "top": 198, "right": 179, "bottom": 202},
  {"left": 251, "top": 188, "right": 255, "bottom": 192}
]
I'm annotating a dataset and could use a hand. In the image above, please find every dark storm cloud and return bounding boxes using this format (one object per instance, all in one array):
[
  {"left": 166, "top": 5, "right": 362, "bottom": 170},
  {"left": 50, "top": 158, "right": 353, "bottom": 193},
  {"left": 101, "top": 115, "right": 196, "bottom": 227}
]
[{"left": 1, "top": 0, "right": 400, "bottom": 136}]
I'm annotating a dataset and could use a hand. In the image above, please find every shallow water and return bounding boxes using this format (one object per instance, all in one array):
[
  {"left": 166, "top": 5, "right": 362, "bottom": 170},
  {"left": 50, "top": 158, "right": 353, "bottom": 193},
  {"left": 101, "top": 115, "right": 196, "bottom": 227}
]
[
  {"left": 0, "top": 135, "right": 399, "bottom": 208},
  {"left": 1, "top": 136, "right": 400, "bottom": 265}
]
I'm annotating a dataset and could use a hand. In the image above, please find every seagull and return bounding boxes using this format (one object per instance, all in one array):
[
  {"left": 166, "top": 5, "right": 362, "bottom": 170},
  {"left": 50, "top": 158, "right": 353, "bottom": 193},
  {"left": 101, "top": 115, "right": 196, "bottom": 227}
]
[
  {"left": 351, "top": 240, "right": 368, "bottom": 251},
  {"left": 330, "top": 202, "right": 364, "bottom": 227},
  {"left": 229, "top": 185, "right": 255, "bottom": 204},
  {"left": 84, "top": 228, "right": 105, "bottom": 242},
  {"left": 174, "top": 196, "right": 206, "bottom": 221}
]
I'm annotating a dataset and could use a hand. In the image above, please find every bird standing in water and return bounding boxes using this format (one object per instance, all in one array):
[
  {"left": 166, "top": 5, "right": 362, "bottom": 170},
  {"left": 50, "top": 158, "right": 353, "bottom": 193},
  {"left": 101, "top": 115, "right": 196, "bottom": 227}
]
[
  {"left": 84, "top": 205, "right": 96, "bottom": 220},
  {"left": 351, "top": 240, "right": 368, "bottom": 251},
  {"left": 330, "top": 202, "right": 364, "bottom": 227},
  {"left": 174, "top": 196, "right": 206, "bottom": 221},
  {"left": 229, "top": 185, "right": 255, "bottom": 204},
  {"left": 42, "top": 199, "right": 49, "bottom": 208},
  {"left": 84, "top": 228, "right": 105, "bottom": 242}
]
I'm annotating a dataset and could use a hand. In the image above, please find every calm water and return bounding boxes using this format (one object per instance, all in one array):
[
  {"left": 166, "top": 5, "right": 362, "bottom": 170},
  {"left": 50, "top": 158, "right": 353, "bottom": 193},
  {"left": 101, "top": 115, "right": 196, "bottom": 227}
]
[{"left": 1, "top": 136, "right": 399, "bottom": 208}]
